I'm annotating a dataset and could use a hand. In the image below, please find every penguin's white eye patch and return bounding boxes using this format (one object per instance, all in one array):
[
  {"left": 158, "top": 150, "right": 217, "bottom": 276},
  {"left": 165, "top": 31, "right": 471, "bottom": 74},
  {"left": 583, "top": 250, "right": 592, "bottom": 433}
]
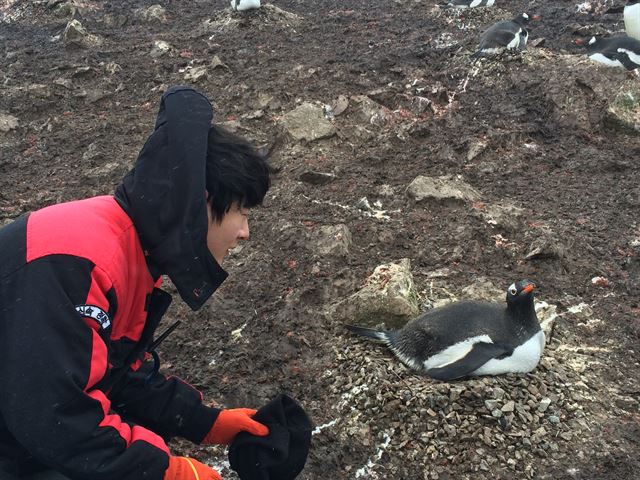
[
  {"left": 523, "top": 13, "right": 529, "bottom": 19},
  {"left": 508, "top": 283, "right": 517, "bottom": 295},
  {"left": 588, "top": 37, "right": 596, "bottom": 45}
]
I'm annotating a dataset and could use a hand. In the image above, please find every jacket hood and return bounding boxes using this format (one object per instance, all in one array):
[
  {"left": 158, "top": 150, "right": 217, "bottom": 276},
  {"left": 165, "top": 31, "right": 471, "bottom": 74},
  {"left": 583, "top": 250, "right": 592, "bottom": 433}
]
[{"left": 115, "top": 86, "right": 227, "bottom": 311}]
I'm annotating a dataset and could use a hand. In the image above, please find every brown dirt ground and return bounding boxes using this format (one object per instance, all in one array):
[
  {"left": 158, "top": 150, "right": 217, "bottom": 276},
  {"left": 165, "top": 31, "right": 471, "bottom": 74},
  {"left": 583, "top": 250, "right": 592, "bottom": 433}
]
[{"left": 1, "top": 0, "right": 640, "bottom": 479}]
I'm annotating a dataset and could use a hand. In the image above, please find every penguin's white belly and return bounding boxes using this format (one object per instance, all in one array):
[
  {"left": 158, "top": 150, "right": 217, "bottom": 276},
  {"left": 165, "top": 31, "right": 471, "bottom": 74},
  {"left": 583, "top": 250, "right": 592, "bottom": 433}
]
[
  {"left": 588, "top": 52, "right": 625, "bottom": 68},
  {"left": 625, "top": 5, "right": 640, "bottom": 41},
  {"left": 422, "top": 334, "right": 493, "bottom": 370},
  {"left": 506, "top": 31, "right": 522, "bottom": 49},
  {"left": 473, "top": 330, "right": 545, "bottom": 376},
  {"left": 231, "top": 0, "right": 260, "bottom": 11},
  {"left": 619, "top": 48, "right": 640, "bottom": 66}
]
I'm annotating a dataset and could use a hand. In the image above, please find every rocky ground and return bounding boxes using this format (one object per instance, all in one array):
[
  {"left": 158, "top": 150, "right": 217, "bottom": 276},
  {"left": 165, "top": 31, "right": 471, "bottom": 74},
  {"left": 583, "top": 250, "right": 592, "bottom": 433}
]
[{"left": 1, "top": 0, "right": 640, "bottom": 479}]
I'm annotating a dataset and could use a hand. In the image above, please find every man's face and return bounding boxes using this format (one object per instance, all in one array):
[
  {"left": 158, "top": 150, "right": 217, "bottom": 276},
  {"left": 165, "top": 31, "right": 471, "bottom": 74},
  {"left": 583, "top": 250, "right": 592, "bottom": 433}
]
[{"left": 206, "top": 202, "right": 250, "bottom": 265}]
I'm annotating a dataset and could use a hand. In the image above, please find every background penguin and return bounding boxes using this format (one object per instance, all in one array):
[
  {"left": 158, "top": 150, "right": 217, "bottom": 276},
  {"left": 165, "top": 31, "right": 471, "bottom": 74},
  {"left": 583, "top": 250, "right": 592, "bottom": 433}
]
[
  {"left": 345, "top": 280, "right": 545, "bottom": 381},
  {"left": 625, "top": 0, "right": 640, "bottom": 40},
  {"left": 440, "top": 0, "right": 495, "bottom": 8},
  {"left": 577, "top": 35, "right": 640, "bottom": 70},
  {"left": 231, "top": 0, "right": 261, "bottom": 12},
  {"left": 471, "top": 13, "right": 539, "bottom": 58}
]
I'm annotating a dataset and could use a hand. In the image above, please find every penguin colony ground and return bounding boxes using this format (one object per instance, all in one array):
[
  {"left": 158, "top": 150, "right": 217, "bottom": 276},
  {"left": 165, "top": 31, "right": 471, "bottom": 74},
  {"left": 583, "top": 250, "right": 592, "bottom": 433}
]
[
  {"left": 343, "top": 1, "right": 639, "bottom": 381},
  {"left": 436, "top": 0, "right": 640, "bottom": 69},
  {"left": 346, "top": 280, "right": 544, "bottom": 381}
]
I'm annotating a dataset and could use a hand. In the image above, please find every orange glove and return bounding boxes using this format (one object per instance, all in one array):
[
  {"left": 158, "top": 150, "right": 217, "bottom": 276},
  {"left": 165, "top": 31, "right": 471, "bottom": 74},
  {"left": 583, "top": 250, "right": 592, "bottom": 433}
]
[
  {"left": 203, "top": 408, "right": 270, "bottom": 445},
  {"left": 164, "top": 456, "right": 221, "bottom": 480}
]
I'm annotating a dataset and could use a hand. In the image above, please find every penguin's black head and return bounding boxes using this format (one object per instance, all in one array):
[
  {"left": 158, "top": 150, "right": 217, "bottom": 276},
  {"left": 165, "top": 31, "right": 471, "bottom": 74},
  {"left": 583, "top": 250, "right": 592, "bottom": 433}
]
[
  {"left": 513, "top": 13, "right": 540, "bottom": 25},
  {"left": 575, "top": 36, "right": 600, "bottom": 52},
  {"left": 505, "top": 279, "right": 536, "bottom": 305}
]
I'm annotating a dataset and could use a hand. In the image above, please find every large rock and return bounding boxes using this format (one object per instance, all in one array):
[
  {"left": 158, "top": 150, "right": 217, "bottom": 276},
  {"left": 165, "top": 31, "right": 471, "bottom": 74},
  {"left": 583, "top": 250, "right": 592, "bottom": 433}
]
[
  {"left": 0, "top": 113, "right": 19, "bottom": 133},
  {"left": 281, "top": 102, "right": 335, "bottom": 141},
  {"left": 406, "top": 175, "right": 481, "bottom": 204},
  {"left": 63, "top": 19, "right": 102, "bottom": 48},
  {"left": 329, "top": 258, "right": 419, "bottom": 329}
]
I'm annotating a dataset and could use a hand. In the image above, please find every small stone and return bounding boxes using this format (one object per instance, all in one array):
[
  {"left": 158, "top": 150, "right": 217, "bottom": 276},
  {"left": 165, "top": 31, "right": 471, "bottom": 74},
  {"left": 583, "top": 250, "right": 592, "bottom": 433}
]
[
  {"left": 538, "top": 397, "right": 552, "bottom": 413},
  {"left": 547, "top": 415, "right": 560, "bottom": 424},
  {"left": 485, "top": 399, "right": 500, "bottom": 411},
  {"left": 492, "top": 387, "right": 506, "bottom": 400},
  {"left": 501, "top": 401, "right": 515, "bottom": 413}
]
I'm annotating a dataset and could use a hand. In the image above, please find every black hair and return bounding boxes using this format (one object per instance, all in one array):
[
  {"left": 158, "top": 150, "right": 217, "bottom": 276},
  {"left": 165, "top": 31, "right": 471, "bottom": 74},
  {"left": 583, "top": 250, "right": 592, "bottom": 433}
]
[{"left": 205, "top": 124, "right": 271, "bottom": 221}]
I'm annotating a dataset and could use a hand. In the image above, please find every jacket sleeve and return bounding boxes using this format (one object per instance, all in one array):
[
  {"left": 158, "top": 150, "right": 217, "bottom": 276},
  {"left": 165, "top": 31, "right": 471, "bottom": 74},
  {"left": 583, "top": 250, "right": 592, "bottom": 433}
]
[
  {"left": 110, "top": 356, "right": 221, "bottom": 444},
  {"left": 0, "top": 256, "right": 170, "bottom": 480}
]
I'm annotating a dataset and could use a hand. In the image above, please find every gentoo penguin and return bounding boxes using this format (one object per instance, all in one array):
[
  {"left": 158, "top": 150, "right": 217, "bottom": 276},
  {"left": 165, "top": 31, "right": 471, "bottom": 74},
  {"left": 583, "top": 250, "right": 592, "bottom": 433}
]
[
  {"left": 441, "top": 0, "right": 495, "bottom": 8},
  {"left": 577, "top": 35, "right": 640, "bottom": 70},
  {"left": 625, "top": 1, "right": 640, "bottom": 41},
  {"left": 471, "top": 13, "right": 539, "bottom": 58},
  {"left": 231, "top": 0, "right": 260, "bottom": 11},
  {"left": 345, "top": 280, "right": 545, "bottom": 381}
]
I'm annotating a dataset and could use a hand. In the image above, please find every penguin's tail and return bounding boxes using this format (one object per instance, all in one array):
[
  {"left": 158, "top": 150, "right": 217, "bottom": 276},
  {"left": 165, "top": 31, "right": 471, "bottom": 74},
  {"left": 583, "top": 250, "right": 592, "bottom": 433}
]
[
  {"left": 470, "top": 49, "right": 483, "bottom": 60},
  {"left": 345, "top": 324, "right": 395, "bottom": 344}
]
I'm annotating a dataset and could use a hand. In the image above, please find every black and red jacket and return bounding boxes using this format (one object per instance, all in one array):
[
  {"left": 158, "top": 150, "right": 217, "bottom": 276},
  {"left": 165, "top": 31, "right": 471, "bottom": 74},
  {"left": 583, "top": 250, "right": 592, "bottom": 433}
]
[{"left": 0, "top": 87, "right": 228, "bottom": 479}]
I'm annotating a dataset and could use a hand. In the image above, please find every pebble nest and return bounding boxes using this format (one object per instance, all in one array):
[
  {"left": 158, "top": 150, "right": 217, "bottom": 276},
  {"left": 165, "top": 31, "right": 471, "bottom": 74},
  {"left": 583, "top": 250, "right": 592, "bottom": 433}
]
[{"left": 323, "top": 307, "right": 600, "bottom": 479}]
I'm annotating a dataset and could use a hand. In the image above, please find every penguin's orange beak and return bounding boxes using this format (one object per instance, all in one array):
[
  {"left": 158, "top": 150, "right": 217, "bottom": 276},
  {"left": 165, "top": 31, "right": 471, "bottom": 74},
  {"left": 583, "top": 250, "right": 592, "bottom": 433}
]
[
  {"left": 574, "top": 38, "right": 586, "bottom": 46},
  {"left": 532, "top": 14, "right": 541, "bottom": 21},
  {"left": 522, "top": 283, "right": 535, "bottom": 294}
]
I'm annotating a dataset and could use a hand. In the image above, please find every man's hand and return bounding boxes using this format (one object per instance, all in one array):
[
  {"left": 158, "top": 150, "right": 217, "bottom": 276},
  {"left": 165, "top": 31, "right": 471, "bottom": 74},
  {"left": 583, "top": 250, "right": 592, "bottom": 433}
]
[
  {"left": 203, "top": 408, "right": 270, "bottom": 445},
  {"left": 164, "top": 456, "right": 221, "bottom": 480}
]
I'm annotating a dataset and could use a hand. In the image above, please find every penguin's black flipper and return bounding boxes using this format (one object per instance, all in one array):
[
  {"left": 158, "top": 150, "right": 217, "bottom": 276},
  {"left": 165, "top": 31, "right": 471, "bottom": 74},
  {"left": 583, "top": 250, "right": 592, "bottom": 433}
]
[{"left": 425, "top": 342, "right": 512, "bottom": 381}]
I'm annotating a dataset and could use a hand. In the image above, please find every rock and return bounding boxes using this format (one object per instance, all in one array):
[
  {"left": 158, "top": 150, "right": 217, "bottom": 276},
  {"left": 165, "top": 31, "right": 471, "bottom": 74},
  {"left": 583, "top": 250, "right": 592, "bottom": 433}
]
[
  {"left": 281, "top": 102, "right": 335, "bottom": 142},
  {"left": 104, "top": 62, "right": 122, "bottom": 75},
  {"left": 332, "top": 95, "right": 349, "bottom": 116},
  {"left": 406, "top": 175, "right": 481, "bottom": 204},
  {"left": 150, "top": 40, "right": 172, "bottom": 58},
  {"left": 134, "top": 5, "right": 166, "bottom": 23},
  {"left": 311, "top": 224, "right": 352, "bottom": 257},
  {"left": 63, "top": 19, "right": 102, "bottom": 48},
  {"left": 210, "top": 55, "right": 230, "bottom": 70},
  {"left": 467, "top": 139, "right": 488, "bottom": 162},
  {"left": 329, "top": 258, "right": 419, "bottom": 328},
  {"left": 535, "top": 301, "right": 558, "bottom": 339},
  {"left": 50, "top": 0, "right": 76, "bottom": 17},
  {"left": 351, "top": 95, "right": 391, "bottom": 126},
  {"left": 0, "top": 113, "right": 19, "bottom": 132},
  {"left": 501, "top": 401, "right": 515, "bottom": 413},
  {"left": 82, "top": 142, "right": 102, "bottom": 162},
  {"left": 547, "top": 415, "right": 561, "bottom": 424},
  {"left": 538, "top": 398, "right": 552, "bottom": 413},
  {"left": 524, "top": 230, "right": 566, "bottom": 260},
  {"left": 184, "top": 65, "right": 208, "bottom": 82}
]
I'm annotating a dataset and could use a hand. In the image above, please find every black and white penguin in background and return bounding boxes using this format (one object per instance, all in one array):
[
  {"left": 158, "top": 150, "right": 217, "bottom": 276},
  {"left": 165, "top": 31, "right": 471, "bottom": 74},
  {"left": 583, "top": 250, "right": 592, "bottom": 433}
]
[
  {"left": 625, "top": 0, "right": 640, "bottom": 40},
  {"left": 471, "top": 12, "right": 540, "bottom": 58},
  {"left": 576, "top": 35, "right": 640, "bottom": 70},
  {"left": 346, "top": 280, "right": 545, "bottom": 381},
  {"left": 440, "top": 0, "right": 495, "bottom": 8},
  {"left": 231, "top": 0, "right": 260, "bottom": 11}
]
